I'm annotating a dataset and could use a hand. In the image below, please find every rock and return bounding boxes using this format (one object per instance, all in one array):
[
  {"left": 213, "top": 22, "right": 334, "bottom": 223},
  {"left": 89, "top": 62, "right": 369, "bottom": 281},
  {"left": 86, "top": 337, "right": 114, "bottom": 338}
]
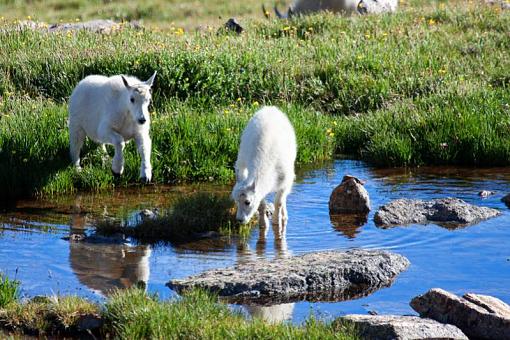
[
  {"left": 329, "top": 175, "right": 370, "bottom": 214},
  {"left": 410, "top": 288, "right": 510, "bottom": 340},
  {"left": 76, "top": 313, "right": 103, "bottom": 332},
  {"left": 168, "top": 249, "right": 409, "bottom": 304},
  {"left": 479, "top": 190, "right": 495, "bottom": 198},
  {"left": 139, "top": 208, "right": 158, "bottom": 220},
  {"left": 374, "top": 198, "right": 500, "bottom": 228},
  {"left": 223, "top": 18, "right": 243, "bottom": 34},
  {"left": 6, "top": 19, "right": 142, "bottom": 34},
  {"left": 501, "top": 193, "right": 510, "bottom": 207},
  {"left": 340, "top": 315, "right": 468, "bottom": 340}
]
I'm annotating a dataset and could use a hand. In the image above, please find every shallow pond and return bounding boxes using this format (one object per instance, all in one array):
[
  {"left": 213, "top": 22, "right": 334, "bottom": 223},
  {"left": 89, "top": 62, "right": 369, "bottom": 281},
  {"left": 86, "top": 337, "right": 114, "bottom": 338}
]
[{"left": 1, "top": 160, "right": 509, "bottom": 323}]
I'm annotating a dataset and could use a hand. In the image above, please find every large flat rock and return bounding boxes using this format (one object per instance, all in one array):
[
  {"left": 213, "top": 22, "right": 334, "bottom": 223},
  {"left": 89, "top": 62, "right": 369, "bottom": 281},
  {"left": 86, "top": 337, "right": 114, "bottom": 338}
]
[
  {"left": 168, "top": 249, "right": 409, "bottom": 304},
  {"left": 340, "top": 315, "right": 468, "bottom": 340},
  {"left": 374, "top": 198, "right": 500, "bottom": 228},
  {"left": 411, "top": 288, "right": 510, "bottom": 340}
]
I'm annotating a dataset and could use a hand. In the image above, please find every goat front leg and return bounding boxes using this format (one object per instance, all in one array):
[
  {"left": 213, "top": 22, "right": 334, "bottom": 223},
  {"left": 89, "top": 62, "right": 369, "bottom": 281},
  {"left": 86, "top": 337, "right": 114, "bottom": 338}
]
[
  {"left": 273, "top": 190, "right": 289, "bottom": 235},
  {"left": 105, "top": 131, "right": 125, "bottom": 177},
  {"left": 135, "top": 133, "right": 152, "bottom": 183}
]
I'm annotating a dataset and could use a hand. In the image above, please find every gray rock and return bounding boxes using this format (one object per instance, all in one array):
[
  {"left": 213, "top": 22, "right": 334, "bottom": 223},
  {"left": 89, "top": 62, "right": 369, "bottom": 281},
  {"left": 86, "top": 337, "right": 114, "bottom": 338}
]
[
  {"left": 329, "top": 175, "right": 371, "bottom": 214},
  {"left": 8, "top": 19, "right": 141, "bottom": 34},
  {"left": 374, "top": 198, "right": 500, "bottom": 228},
  {"left": 340, "top": 314, "right": 468, "bottom": 340},
  {"left": 410, "top": 288, "right": 510, "bottom": 340},
  {"left": 168, "top": 249, "right": 409, "bottom": 304}
]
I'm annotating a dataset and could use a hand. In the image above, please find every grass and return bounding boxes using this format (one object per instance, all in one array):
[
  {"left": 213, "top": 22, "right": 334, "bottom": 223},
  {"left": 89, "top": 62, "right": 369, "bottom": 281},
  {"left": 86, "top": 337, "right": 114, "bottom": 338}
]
[
  {"left": 96, "top": 192, "right": 252, "bottom": 243},
  {"left": 0, "top": 282, "right": 358, "bottom": 339},
  {"left": 0, "top": 1, "right": 508, "bottom": 199},
  {"left": 0, "top": 274, "right": 19, "bottom": 309}
]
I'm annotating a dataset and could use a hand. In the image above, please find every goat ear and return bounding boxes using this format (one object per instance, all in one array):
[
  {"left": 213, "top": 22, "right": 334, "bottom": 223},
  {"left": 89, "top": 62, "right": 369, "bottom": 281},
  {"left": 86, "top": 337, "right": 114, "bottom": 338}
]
[
  {"left": 121, "top": 75, "right": 131, "bottom": 89},
  {"left": 247, "top": 180, "right": 256, "bottom": 192},
  {"left": 145, "top": 71, "right": 157, "bottom": 87}
]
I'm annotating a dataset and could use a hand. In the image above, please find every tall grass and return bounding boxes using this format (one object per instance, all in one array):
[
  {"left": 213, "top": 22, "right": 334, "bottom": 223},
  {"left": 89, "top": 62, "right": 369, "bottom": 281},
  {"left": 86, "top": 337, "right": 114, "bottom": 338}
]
[{"left": 0, "top": 274, "right": 19, "bottom": 308}]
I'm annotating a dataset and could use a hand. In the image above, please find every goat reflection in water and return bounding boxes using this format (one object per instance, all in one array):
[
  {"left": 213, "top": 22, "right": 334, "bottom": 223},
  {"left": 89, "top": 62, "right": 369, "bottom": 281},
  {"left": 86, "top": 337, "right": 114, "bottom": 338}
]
[
  {"left": 236, "top": 219, "right": 295, "bottom": 324},
  {"left": 68, "top": 208, "right": 151, "bottom": 296}
]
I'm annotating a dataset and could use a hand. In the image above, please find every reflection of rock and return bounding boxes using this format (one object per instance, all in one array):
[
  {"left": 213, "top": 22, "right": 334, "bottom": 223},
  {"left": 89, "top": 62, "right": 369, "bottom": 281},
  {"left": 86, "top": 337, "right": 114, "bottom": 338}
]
[
  {"left": 329, "top": 175, "right": 370, "bottom": 214},
  {"left": 374, "top": 198, "right": 501, "bottom": 228},
  {"left": 330, "top": 213, "right": 368, "bottom": 239},
  {"left": 69, "top": 235, "right": 151, "bottom": 296},
  {"left": 168, "top": 249, "right": 409, "bottom": 304},
  {"left": 244, "top": 303, "right": 294, "bottom": 324},
  {"left": 411, "top": 288, "right": 510, "bottom": 340},
  {"left": 340, "top": 315, "right": 468, "bottom": 340}
]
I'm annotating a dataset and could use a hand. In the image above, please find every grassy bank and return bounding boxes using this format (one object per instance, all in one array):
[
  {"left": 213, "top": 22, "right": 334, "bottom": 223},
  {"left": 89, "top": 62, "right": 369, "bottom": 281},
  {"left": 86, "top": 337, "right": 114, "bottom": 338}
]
[
  {"left": 0, "top": 278, "right": 357, "bottom": 339},
  {"left": 0, "top": 1, "right": 509, "bottom": 199}
]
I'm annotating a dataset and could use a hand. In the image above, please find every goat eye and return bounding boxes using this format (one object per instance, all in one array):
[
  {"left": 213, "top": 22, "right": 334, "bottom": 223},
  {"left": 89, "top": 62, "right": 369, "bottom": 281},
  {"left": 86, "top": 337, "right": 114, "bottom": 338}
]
[
  {"left": 130, "top": 97, "right": 135, "bottom": 103},
  {"left": 244, "top": 200, "right": 251, "bottom": 206}
]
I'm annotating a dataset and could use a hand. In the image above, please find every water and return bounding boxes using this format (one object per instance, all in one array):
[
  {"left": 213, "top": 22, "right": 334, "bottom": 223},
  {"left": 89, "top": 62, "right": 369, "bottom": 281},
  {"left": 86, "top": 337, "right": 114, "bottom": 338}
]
[{"left": 1, "top": 160, "right": 510, "bottom": 324}]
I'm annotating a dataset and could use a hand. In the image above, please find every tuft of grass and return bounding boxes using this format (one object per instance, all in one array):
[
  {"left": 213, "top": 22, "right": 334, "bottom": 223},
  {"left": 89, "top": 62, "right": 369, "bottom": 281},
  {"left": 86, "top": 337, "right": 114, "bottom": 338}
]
[
  {"left": 0, "top": 274, "right": 20, "bottom": 309},
  {"left": 96, "top": 192, "right": 250, "bottom": 242},
  {"left": 0, "top": 295, "right": 100, "bottom": 336}
]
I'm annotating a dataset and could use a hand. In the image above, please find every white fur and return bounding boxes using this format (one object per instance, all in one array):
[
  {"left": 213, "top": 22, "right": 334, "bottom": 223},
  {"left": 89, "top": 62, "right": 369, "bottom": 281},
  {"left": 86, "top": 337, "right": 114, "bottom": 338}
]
[
  {"left": 231, "top": 106, "right": 297, "bottom": 229},
  {"left": 68, "top": 72, "right": 156, "bottom": 182},
  {"left": 276, "top": 0, "right": 397, "bottom": 17}
]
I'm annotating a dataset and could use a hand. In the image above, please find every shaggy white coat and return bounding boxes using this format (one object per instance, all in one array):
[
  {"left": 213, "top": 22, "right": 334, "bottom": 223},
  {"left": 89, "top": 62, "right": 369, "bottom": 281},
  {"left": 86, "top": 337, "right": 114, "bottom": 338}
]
[
  {"left": 68, "top": 72, "right": 156, "bottom": 182},
  {"left": 231, "top": 106, "right": 297, "bottom": 229}
]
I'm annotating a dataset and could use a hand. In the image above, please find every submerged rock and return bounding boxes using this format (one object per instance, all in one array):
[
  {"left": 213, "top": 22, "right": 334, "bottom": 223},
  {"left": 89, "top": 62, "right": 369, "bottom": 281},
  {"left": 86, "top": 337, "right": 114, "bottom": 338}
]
[
  {"left": 374, "top": 197, "right": 500, "bottom": 228},
  {"left": 340, "top": 315, "right": 468, "bottom": 340},
  {"left": 168, "top": 249, "right": 409, "bottom": 304},
  {"left": 479, "top": 190, "right": 495, "bottom": 198},
  {"left": 501, "top": 193, "right": 510, "bottom": 207},
  {"left": 411, "top": 288, "right": 510, "bottom": 340},
  {"left": 329, "top": 175, "right": 371, "bottom": 214}
]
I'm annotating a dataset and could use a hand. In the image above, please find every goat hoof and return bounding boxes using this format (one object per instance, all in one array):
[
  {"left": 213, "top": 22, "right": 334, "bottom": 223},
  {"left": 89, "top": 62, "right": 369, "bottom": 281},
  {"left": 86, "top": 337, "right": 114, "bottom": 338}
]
[
  {"left": 140, "top": 176, "right": 151, "bottom": 184},
  {"left": 111, "top": 170, "right": 121, "bottom": 178}
]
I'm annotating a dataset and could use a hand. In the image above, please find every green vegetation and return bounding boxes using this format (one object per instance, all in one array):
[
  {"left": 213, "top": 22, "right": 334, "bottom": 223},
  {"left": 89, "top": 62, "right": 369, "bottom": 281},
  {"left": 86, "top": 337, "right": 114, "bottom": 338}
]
[
  {"left": 0, "top": 1, "right": 509, "bottom": 199},
  {"left": 0, "top": 282, "right": 358, "bottom": 339},
  {"left": 0, "top": 274, "right": 20, "bottom": 308},
  {"left": 96, "top": 192, "right": 253, "bottom": 242}
]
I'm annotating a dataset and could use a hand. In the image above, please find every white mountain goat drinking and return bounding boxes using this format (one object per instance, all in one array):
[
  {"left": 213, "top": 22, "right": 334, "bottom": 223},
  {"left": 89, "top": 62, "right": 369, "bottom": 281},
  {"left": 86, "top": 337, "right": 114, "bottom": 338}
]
[
  {"left": 68, "top": 72, "right": 157, "bottom": 182},
  {"left": 231, "top": 106, "right": 297, "bottom": 230}
]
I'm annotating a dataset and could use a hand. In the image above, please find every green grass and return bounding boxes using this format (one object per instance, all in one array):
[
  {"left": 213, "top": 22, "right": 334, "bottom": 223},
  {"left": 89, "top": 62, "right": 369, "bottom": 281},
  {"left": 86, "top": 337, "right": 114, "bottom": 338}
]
[
  {"left": 0, "top": 275, "right": 19, "bottom": 309},
  {"left": 96, "top": 192, "right": 252, "bottom": 243},
  {"left": 0, "top": 283, "right": 358, "bottom": 339},
  {"left": 0, "top": 1, "right": 509, "bottom": 199}
]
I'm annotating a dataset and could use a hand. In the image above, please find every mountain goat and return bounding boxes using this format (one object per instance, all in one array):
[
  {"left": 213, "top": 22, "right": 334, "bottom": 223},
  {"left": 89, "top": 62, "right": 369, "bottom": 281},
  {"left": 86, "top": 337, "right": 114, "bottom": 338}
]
[
  {"left": 68, "top": 72, "right": 156, "bottom": 182},
  {"left": 231, "top": 106, "right": 297, "bottom": 229},
  {"left": 266, "top": 0, "right": 397, "bottom": 18}
]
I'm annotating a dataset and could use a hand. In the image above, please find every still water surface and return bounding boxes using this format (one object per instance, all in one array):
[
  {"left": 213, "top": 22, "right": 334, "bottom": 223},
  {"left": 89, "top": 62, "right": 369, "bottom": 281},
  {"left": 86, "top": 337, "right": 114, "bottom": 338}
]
[{"left": 1, "top": 160, "right": 509, "bottom": 323}]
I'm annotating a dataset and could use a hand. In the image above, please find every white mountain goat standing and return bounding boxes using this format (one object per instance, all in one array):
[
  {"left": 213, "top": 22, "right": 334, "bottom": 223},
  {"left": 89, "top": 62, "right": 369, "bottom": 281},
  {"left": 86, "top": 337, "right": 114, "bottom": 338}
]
[
  {"left": 231, "top": 106, "right": 297, "bottom": 230},
  {"left": 68, "top": 72, "right": 157, "bottom": 182}
]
